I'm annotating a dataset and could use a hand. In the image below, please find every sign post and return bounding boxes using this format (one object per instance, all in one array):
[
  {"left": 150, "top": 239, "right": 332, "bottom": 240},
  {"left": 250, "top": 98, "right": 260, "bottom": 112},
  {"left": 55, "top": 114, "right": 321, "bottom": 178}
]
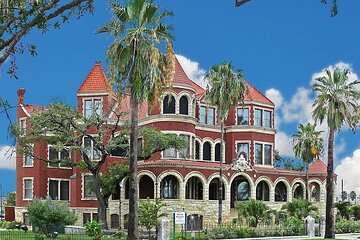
[{"left": 173, "top": 212, "right": 186, "bottom": 240}]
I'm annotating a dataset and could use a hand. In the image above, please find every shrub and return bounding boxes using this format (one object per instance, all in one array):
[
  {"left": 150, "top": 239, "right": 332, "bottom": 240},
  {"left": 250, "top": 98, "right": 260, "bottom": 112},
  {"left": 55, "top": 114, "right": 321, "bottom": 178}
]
[
  {"left": 112, "top": 229, "right": 127, "bottom": 240},
  {"left": 6, "top": 221, "right": 23, "bottom": 229},
  {"left": 335, "top": 219, "right": 360, "bottom": 233},
  {"left": 84, "top": 220, "right": 103, "bottom": 239},
  {"left": 0, "top": 221, "right": 10, "bottom": 229},
  {"left": 352, "top": 205, "right": 360, "bottom": 220}
]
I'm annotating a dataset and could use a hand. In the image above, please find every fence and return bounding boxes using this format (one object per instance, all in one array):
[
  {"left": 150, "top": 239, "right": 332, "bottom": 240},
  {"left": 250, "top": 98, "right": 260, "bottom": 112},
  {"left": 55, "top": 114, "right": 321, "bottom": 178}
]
[{"left": 0, "top": 230, "right": 117, "bottom": 240}]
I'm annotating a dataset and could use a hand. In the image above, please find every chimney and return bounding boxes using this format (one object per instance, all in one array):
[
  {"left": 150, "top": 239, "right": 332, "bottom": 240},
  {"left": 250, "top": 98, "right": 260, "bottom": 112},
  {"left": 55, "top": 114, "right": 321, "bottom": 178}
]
[{"left": 17, "top": 88, "right": 25, "bottom": 104}]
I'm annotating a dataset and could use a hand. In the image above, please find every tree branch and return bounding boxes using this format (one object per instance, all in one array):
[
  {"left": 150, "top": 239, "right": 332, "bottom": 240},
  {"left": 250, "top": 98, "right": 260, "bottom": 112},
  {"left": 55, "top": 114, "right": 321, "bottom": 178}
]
[{"left": 235, "top": 0, "right": 252, "bottom": 7}]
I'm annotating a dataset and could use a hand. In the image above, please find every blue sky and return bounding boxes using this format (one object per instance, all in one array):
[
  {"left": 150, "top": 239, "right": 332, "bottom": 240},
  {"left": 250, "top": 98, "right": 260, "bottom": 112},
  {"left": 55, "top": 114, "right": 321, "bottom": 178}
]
[{"left": 1, "top": 0, "right": 360, "bottom": 196}]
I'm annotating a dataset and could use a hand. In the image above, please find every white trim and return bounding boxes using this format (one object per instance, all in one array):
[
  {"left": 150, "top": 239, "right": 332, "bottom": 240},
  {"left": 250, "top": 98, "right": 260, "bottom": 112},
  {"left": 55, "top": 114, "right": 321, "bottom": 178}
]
[
  {"left": 82, "top": 97, "right": 103, "bottom": 118},
  {"left": 195, "top": 125, "right": 221, "bottom": 133},
  {"left": 253, "top": 141, "right": 274, "bottom": 166},
  {"left": 253, "top": 107, "right": 274, "bottom": 128},
  {"left": 243, "top": 100, "right": 274, "bottom": 108},
  {"left": 19, "top": 117, "right": 27, "bottom": 134},
  {"left": 23, "top": 177, "right": 34, "bottom": 200},
  {"left": 198, "top": 104, "right": 217, "bottom": 126},
  {"left": 226, "top": 126, "right": 276, "bottom": 134},
  {"left": 172, "top": 84, "right": 196, "bottom": 92},
  {"left": 19, "top": 104, "right": 30, "bottom": 117},
  {"left": 235, "top": 107, "right": 250, "bottom": 126},
  {"left": 77, "top": 92, "right": 108, "bottom": 97},
  {"left": 23, "top": 144, "right": 34, "bottom": 167},
  {"left": 47, "top": 178, "right": 70, "bottom": 201},
  {"left": 139, "top": 115, "right": 197, "bottom": 126},
  {"left": 47, "top": 145, "right": 72, "bottom": 169},
  {"left": 81, "top": 173, "right": 97, "bottom": 200},
  {"left": 235, "top": 140, "right": 251, "bottom": 162}
]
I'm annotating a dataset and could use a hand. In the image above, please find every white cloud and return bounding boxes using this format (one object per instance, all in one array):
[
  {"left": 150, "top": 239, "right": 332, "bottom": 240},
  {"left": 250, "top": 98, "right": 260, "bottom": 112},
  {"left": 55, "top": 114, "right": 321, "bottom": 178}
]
[
  {"left": 282, "top": 87, "right": 314, "bottom": 124},
  {"left": 335, "top": 149, "right": 360, "bottom": 195},
  {"left": 275, "top": 131, "right": 294, "bottom": 157},
  {"left": 265, "top": 88, "right": 284, "bottom": 128},
  {"left": 311, "top": 61, "right": 359, "bottom": 88},
  {"left": 175, "top": 54, "right": 207, "bottom": 88},
  {"left": 0, "top": 145, "right": 16, "bottom": 170}
]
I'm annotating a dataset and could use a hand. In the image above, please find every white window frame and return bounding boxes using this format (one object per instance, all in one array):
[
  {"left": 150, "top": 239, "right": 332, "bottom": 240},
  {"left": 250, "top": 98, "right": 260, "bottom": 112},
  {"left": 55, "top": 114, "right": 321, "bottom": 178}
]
[
  {"left": 83, "top": 98, "right": 103, "bottom": 118},
  {"left": 199, "top": 105, "right": 217, "bottom": 125},
  {"left": 47, "top": 178, "right": 70, "bottom": 201},
  {"left": 161, "top": 94, "right": 176, "bottom": 115},
  {"left": 254, "top": 108, "right": 273, "bottom": 128},
  {"left": 253, "top": 141, "right": 274, "bottom": 166},
  {"left": 82, "top": 174, "right": 96, "bottom": 200},
  {"left": 47, "top": 145, "right": 71, "bottom": 169},
  {"left": 23, "top": 144, "right": 34, "bottom": 167},
  {"left": 23, "top": 177, "right": 34, "bottom": 200},
  {"left": 83, "top": 136, "right": 100, "bottom": 161},
  {"left": 235, "top": 140, "right": 251, "bottom": 162},
  {"left": 19, "top": 117, "right": 27, "bottom": 134},
  {"left": 236, "top": 107, "right": 250, "bottom": 125}
]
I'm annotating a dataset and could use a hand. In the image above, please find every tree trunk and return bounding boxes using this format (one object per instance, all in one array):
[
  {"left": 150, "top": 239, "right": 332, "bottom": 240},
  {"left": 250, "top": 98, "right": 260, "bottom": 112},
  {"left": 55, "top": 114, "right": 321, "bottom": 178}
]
[
  {"left": 325, "top": 128, "right": 335, "bottom": 238},
  {"left": 128, "top": 93, "right": 139, "bottom": 240},
  {"left": 306, "top": 162, "right": 309, "bottom": 200},
  {"left": 93, "top": 173, "right": 108, "bottom": 229},
  {"left": 218, "top": 119, "right": 224, "bottom": 225}
]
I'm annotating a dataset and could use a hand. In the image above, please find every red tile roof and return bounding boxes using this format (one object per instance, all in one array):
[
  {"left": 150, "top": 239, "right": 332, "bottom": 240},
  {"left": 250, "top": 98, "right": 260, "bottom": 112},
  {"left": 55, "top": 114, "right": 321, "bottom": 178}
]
[
  {"left": 174, "top": 56, "right": 205, "bottom": 95},
  {"left": 308, "top": 159, "right": 327, "bottom": 175},
  {"left": 244, "top": 81, "right": 274, "bottom": 106},
  {"left": 22, "top": 104, "right": 44, "bottom": 115},
  {"left": 78, "top": 62, "right": 110, "bottom": 93}
]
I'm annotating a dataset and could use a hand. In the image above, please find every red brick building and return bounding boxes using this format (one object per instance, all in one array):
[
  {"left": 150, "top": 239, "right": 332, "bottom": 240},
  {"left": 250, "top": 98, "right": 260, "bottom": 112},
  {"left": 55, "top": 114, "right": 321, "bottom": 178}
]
[{"left": 15, "top": 57, "right": 327, "bottom": 228}]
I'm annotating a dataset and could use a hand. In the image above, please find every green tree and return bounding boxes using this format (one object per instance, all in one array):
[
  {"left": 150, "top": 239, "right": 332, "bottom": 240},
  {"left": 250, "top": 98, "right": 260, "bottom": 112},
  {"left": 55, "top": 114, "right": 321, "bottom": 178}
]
[
  {"left": 335, "top": 201, "right": 352, "bottom": 220},
  {"left": 0, "top": 0, "right": 94, "bottom": 78},
  {"left": 349, "top": 191, "right": 356, "bottom": 203},
  {"left": 98, "top": 0, "right": 175, "bottom": 238},
  {"left": 352, "top": 205, "right": 360, "bottom": 220},
  {"left": 236, "top": 199, "right": 271, "bottom": 227},
  {"left": 139, "top": 198, "right": 167, "bottom": 240},
  {"left": 292, "top": 123, "right": 323, "bottom": 200},
  {"left": 341, "top": 191, "right": 348, "bottom": 202},
  {"left": 312, "top": 67, "right": 360, "bottom": 238},
  {"left": 281, "top": 198, "right": 318, "bottom": 220},
  {"left": 27, "top": 198, "right": 77, "bottom": 238},
  {"left": 204, "top": 61, "right": 247, "bottom": 225},
  {"left": 5, "top": 192, "right": 15, "bottom": 206},
  {"left": 12, "top": 102, "right": 185, "bottom": 230}
]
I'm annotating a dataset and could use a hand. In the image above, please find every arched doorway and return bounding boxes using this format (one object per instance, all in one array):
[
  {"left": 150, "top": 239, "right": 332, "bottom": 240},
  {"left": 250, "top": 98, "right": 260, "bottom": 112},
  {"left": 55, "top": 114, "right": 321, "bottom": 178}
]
[
  {"left": 231, "top": 175, "right": 251, "bottom": 208},
  {"left": 256, "top": 180, "right": 270, "bottom": 201},
  {"left": 209, "top": 178, "right": 225, "bottom": 200},
  {"left": 275, "top": 181, "right": 288, "bottom": 202},
  {"left": 139, "top": 175, "right": 154, "bottom": 199}
]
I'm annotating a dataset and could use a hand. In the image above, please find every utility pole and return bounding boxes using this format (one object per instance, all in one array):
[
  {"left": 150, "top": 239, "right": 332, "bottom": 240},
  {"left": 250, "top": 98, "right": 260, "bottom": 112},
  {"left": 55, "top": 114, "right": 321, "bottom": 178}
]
[{"left": 341, "top": 179, "right": 344, "bottom": 201}]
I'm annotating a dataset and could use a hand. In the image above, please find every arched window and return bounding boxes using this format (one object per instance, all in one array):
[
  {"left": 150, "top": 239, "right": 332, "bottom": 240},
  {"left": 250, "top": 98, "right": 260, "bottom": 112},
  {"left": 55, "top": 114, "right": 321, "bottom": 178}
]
[
  {"left": 161, "top": 175, "right": 178, "bottom": 199},
  {"left": 112, "top": 184, "right": 120, "bottom": 200},
  {"left": 195, "top": 141, "right": 200, "bottom": 160},
  {"left": 179, "top": 96, "right": 189, "bottom": 115},
  {"left": 215, "top": 143, "right": 221, "bottom": 162},
  {"left": 209, "top": 178, "right": 225, "bottom": 200},
  {"left": 125, "top": 178, "right": 129, "bottom": 199},
  {"left": 187, "top": 214, "right": 203, "bottom": 231},
  {"left": 139, "top": 175, "right": 154, "bottom": 199},
  {"left": 110, "top": 214, "right": 119, "bottom": 229},
  {"left": 293, "top": 184, "right": 304, "bottom": 199},
  {"left": 186, "top": 176, "right": 203, "bottom": 200},
  {"left": 256, "top": 180, "right": 270, "bottom": 201},
  {"left": 203, "top": 142, "right": 211, "bottom": 161},
  {"left": 310, "top": 182, "right": 321, "bottom": 201},
  {"left": 163, "top": 95, "right": 175, "bottom": 114},
  {"left": 275, "top": 181, "right": 288, "bottom": 202}
]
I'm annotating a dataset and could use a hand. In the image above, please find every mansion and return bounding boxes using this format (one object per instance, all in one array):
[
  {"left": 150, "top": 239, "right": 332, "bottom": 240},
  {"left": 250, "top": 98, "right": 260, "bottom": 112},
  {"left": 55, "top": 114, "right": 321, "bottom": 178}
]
[{"left": 15, "top": 57, "right": 327, "bottom": 229}]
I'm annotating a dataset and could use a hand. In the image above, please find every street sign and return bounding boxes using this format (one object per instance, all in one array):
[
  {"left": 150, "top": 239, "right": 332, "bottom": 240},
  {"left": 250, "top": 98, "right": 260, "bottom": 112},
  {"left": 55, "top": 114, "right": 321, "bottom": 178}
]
[{"left": 174, "top": 211, "right": 186, "bottom": 225}]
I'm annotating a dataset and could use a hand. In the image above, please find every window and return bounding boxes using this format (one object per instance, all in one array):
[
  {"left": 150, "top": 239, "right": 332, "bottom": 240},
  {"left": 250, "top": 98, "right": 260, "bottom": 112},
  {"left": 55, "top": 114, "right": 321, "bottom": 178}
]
[
  {"left": 83, "top": 136, "right": 100, "bottom": 160},
  {"left": 255, "top": 143, "right": 272, "bottom": 165},
  {"left": 215, "top": 143, "right": 221, "bottom": 162},
  {"left": 237, "top": 143, "right": 249, "bottom": 161},
  {"left": 255, "top": 143, "right": 262, "bottom": 165},
  {"left": 203, "top": 142, "right": 211, "bottom": 161},
  {"left": 111, "top": 214, "right": 120, "bottom": 229},
  {"left": 178, "top": 135, "right": 190, "bottom": 158},
  {"left": 83, "top": 175, "right": 96, "bottom": 198},
  {"left": 264, "top": 110, "right": 272, "bottom": 128},
  {"left": 19, "top": 118, "right": 26, "bottom": 133},
  {"left": 275, "top": 182, "right": 288, "bottom": 202},
  {"left": 237, "top": 108, "right": 249, "bottom": 125},
  {"left": 254, "top": 109, "right": 262, "bottom": 126},
  {"left": 179, "top": 96, "right": 189, "bottom": 115},
  {"left": 199, "top": 106, "right": 215, "bottom": 125},
  {"left": 24, "top": 154, "right": 33, "bottom": 166},
  {"left": 48, "top": 146, "right": 70, "bottom": 167},
  {"left": 23, "top": 178, "right": 33, "bottom": 200},
  {"left": 83, "top": 213, "right": 98, "bottom": 225},
  {"left": 264, "top": 144, "right": 272, "bottom": 165},
  {"left": 209, "top": 178, "right": 225, "bottom": 200},
  {"left": 110, "top": 139, "right": 128, "bottom": 157},
  {"left": 256, "top": 181, "right": 270, "bottom": 201},
  {"left": 163, "top": 95, "right": 175, "bottom": 114},
  {"left": 185, "top": 177, "right": 203, "bottom": 200},
  {"left": 49, "top": 179, "right": 69, "bottom": 200},
  {"left": 161, "top": 176, "right": 178, "bottom": 199},
  {"left": 84, "top": 99, "right": 102, "bottom": 117},
  {"left": 195, "top": 141, "right": 200, "bottom": 160}
]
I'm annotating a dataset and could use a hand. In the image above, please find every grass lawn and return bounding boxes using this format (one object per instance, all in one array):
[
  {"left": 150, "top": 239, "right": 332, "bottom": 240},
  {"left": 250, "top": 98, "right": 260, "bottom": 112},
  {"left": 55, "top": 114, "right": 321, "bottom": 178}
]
[{"left": 0, "top": 230, "right": 101, "bottom": 239}]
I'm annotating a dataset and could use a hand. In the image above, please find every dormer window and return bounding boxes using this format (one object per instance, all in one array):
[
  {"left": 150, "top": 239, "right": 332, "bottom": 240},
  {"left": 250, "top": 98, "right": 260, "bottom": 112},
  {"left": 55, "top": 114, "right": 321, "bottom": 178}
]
[
  {"left": 84, "top": 99, "right": 102, "bottom": 117},
  {"left": 163, "top": 95, "right": 175, "bottom": 114}
]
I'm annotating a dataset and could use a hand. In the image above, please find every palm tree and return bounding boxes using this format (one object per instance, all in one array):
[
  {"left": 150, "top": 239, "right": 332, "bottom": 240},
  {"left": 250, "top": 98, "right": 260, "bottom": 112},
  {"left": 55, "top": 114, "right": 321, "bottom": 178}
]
[
  {"left": 236, "top": 199, "right": 271, "bottom": 227},
  {"left": 205, "top": 62, "right": 247, "bottom": 225},
  {"left": 98, "top": 1, "right": 175, "bottom": 238},
  {"left": 312, "top": 67, "right": 360, "bottom": 238},
  {"left": 350, "top": 191, "right": 357, "bottom": 204},
  {"left": 281, "top": 198, "right": 318, "bottom": 220},
  {"left": 292, "top": 123, "right": 323, "bottom": 200}
]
